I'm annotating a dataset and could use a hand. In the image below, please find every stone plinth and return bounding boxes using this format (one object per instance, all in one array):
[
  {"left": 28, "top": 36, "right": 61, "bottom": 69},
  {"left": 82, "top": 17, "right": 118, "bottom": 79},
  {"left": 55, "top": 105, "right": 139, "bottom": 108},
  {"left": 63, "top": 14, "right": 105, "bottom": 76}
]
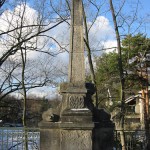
[
  {"left": 39, "top": 122, "right": 60, "bottom": 150},
  {"left": 39, "top": 82, "right": 95, "bottom": 150},
  {"left": 39, "top": 119, "right": 114, "bottom": 150},
  {"left": 59, "top": 82, "right": 95, "bottom": 113},
  {"left": 39, "top": 121, "right": 94, "bottom": 150},
  {"left": 39, "top": 82, "right": 114, "bottom": 150},
  {"left": 59, "top": 82, "right": 94, "bottom": 122}
]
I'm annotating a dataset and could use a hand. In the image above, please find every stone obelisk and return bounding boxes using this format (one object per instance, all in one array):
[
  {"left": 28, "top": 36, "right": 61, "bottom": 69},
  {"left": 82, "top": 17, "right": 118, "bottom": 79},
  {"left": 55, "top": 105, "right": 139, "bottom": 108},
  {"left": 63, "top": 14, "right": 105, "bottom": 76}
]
[
  {"left": 59, "top": 1, "right": 94, "bottom": 149},
  {"left": 60, "top": 0, "right": 93, "bottom": 122},
  {"left": 39, "top": 1, "right": 94, "bottom": 149},
  {"left": 69, "top": 0, "right": 85, "bottom": 83},
  {"left": 39, "top": 1, "right": 114, "bottom": 150}
]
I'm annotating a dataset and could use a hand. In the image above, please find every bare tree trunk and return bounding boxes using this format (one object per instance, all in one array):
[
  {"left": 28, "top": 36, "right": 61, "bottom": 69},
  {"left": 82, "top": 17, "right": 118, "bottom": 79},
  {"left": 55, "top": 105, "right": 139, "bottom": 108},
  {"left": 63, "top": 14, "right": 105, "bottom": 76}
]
[
  {"left": 21, "top": 48, "right": 27, "bottom": 127},
  {"left": 21, "top": 47, "right": 28, "bottom": 150},
  {"left": 0, "top": 0, "right": 5, "bottom": 8},
  {"left": 82, "top": 2, "right": 99, "bottom": 107},
  {"left": 19, "top": 5, "right": 28, "bottom": 149},
  {"left": 109, "top": 0, "right": 126, "bottom": 149},
  {"left": 142, "top": 69, "right": 149, "bottom": 149}
]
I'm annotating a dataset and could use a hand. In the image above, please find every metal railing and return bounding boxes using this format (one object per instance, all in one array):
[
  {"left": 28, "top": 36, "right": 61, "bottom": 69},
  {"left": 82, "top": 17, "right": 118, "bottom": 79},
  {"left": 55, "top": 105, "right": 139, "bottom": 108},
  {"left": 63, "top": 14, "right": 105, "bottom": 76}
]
[
  {"left": 114, "top": 130, "right": 148, "bottom": 150},
  {"left": 0, "top": 127, "right": 149, "bottom": 150},
  {"left": 0, "top": 127, "right": 40, "bottom": 150}
]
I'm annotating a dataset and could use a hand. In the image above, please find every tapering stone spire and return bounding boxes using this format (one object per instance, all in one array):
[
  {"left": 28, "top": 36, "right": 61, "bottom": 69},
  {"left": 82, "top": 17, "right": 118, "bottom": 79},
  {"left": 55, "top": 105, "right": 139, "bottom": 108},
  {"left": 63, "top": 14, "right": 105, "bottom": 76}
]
[{"left": 69, "top": 0, "right": 85, "bottom": 83}]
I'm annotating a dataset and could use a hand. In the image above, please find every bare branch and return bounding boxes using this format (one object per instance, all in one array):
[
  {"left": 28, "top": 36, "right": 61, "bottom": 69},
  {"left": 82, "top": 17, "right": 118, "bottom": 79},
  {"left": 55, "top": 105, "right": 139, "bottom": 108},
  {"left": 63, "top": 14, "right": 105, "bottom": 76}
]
[
  {"left": 0, "top": 0, "right": 5, "bottom": 8},
  {"left": 0, "top": 20, "right": 65, "bottom": 66}
]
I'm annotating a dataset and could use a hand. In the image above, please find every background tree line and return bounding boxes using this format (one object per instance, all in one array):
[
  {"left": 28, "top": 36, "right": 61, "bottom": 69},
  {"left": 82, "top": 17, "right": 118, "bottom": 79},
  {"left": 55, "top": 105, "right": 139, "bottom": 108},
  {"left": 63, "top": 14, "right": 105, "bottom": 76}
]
[{"left": 0, "top": 94, "right": 60, "bottom": 127}]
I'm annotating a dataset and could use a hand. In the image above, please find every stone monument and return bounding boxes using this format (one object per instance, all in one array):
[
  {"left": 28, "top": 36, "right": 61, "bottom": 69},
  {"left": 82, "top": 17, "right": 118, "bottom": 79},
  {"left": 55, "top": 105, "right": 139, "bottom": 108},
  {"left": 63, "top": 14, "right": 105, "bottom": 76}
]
[{"left": 39, "top": 0, "right": 114, "bottom": 149}]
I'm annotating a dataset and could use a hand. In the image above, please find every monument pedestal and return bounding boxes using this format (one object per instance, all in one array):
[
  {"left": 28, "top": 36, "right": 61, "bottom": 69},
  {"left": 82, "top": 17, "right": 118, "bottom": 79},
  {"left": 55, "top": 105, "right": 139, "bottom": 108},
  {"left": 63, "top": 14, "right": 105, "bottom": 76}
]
[
  {"left": 39, "top": 82, "right": 114, "bottom": 150},
  {"left": 39, "top": 121, "right": 94, "bottom": 150},
  {"left": 39, "top": 83, "right": 95, "bottom": 150}
]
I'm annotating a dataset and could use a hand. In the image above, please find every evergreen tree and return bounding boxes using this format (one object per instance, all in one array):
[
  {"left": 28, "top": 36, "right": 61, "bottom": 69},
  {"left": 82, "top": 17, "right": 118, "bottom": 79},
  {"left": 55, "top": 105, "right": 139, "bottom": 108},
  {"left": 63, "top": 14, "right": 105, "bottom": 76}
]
[{"left": 95, "top": 34, "right": 150, "bottom": 110}]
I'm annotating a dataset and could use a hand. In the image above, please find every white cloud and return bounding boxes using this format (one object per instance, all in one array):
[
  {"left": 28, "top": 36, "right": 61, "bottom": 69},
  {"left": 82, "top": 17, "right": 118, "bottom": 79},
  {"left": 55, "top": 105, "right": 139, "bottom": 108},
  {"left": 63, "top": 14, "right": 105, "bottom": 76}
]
[
  {"left": 0, "top": 4, "right": 39, "bottom": 59},
  {"left": 88, "top": 16, "right": 116, "bottom": 51},
  {"left": 48, "top": 21, "right": 70, "bottom": 50},
  {"left": 11, "top": 86, "right": 61, "bottom": 100},
  {"left": 0, "top": 3, "right": 117, "bottom": 98},
  {"left": 27, "top": 86, "right": 61, "bottom": 100},
  {"left": 103, "top": 40, "right": 117, "bottom": 53}
]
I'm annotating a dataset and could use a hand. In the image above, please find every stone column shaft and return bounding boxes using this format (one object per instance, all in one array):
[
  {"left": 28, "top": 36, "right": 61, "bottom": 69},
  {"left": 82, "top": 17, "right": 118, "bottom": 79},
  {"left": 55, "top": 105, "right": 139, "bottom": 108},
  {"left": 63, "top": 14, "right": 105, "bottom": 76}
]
[{"left": 69, "top": 0, "right": 85, "bottom": 83}]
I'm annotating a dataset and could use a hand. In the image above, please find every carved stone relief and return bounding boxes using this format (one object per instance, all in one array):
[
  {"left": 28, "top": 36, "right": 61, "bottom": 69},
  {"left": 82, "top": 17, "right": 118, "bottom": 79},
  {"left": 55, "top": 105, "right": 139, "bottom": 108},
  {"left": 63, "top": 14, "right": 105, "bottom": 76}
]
[{"left": 69, "top": 94, "right": 85, "bottom": 109}]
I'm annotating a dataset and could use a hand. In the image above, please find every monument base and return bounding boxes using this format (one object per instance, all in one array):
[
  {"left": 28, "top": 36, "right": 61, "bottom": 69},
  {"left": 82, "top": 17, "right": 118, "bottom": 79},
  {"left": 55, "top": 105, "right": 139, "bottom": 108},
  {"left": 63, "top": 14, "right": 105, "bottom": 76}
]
[
  {"left": 39, "top": 121, "right": 94, "bottom": 150},
  {"left": 39, "top": 120, "right": 114, "bottom": 150},
  {"left": 39, "top": 82, "right": 114, "bottom": 150}
]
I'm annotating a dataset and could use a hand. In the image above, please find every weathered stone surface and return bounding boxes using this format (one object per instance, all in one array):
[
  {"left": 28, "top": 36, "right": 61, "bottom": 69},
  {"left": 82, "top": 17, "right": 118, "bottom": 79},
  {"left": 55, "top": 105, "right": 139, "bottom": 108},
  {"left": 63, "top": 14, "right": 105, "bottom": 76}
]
[
  {"left": 39, "top": 121, "right": 114, "bottom": 150},
  {"left": 40, "top": 129, "right": 60, "bottom": 150},
  {"left": 69, "top": 0, "right": 85, "bottom": 83},
  {"left": 39, "top": 122, "right": 93, "bottom": 150},
  {"left": 60, "top": 82, "right": 87, "bottom": 93},
  {"left": 60, "top": 122, "right": 94, "bottom": 130},
  {"left": 61, "top": 109, "right": 93, "bottom": 123},
  {"left": 60, "top": 130, "right": 92, "bottom": 150},
  {"left": 59, "top": 82, "right": 95, "bottom": 115}
]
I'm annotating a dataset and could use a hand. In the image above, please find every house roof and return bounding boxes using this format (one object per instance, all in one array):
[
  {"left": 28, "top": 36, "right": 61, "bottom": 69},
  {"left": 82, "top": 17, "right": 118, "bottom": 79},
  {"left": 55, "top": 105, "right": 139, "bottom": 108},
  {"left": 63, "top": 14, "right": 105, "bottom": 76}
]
[
  {"left": 125, "top": 95, "right": 139, "bottom": 103},
  {"left": 125, "top": 95, "right": 146, "bottom": 103}
]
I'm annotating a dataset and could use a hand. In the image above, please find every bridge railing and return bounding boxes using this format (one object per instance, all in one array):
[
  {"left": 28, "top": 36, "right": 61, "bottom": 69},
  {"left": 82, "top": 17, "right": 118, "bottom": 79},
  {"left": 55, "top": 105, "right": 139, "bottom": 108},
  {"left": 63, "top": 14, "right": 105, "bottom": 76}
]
[
  {"left": 114, "top": 130, "right": 148, "bottom": 150},
  {"left": 0, "top": 127, "right": 149, "bottom": 150},
  {"left": 0, "top": 127, "right": 40, "bottom": 150}
]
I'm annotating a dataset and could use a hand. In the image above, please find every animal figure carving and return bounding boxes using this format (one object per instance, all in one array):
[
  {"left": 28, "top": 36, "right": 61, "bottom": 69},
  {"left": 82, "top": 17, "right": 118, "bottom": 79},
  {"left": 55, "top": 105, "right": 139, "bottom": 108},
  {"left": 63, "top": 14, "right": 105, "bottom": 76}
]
[{"left": 42, "top": 108, "right": 60, "bottom": 122}]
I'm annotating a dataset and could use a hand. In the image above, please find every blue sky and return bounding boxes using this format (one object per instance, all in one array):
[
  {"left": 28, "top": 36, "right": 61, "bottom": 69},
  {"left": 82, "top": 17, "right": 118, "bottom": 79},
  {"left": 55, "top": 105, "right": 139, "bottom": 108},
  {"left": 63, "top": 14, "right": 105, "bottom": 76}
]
[
  {"left": 0, "top": 0, "right": 149, "bottom": 98},
  {"left": 141, "top": 0, "right": 150, "bottom": 36},
  {"left": 141, "top": 0, "right": 149, "bottom": 13},
  {"left": 102, "top": 0, "right": 150, "bottom": 37},
  {"left": 4, "top": 0, "right": 149, "bottom": 37}
]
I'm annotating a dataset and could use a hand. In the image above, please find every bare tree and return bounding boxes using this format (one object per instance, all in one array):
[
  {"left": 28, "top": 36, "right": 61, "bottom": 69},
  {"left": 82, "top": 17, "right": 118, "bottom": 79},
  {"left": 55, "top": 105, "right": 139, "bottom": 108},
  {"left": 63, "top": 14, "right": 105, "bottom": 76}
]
[
  {"left": 108, "top": 0, "right": 148, "bottom": 149},
  {"left": 82, "top": 1, "right": 99, "bottom": 107},
  {"left": 0, "top": 0, "right": 67, "bottom": 67},
  {"left": 109, "top": 0, "right": 126, "bottom": 149},
  {"left": 0, "top": 0, "right": 67, "bottom": 101}
]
